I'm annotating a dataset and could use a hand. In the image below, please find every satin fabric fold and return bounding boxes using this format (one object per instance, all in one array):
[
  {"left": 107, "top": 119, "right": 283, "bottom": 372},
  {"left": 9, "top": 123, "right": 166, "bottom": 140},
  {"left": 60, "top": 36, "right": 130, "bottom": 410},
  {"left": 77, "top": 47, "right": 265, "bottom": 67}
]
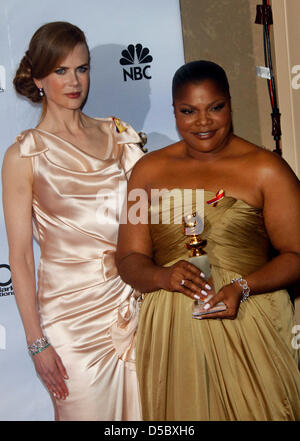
[
  {"left": 136, "top": 189, "right": 300, "bottom": 421},
  {"left": 17, "top": 117, "right": 144, "bottom": 421}
]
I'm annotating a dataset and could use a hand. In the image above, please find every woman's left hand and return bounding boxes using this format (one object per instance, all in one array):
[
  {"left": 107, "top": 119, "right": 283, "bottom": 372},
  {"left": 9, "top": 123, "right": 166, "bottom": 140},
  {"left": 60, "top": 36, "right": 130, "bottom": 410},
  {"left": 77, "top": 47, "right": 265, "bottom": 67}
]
[{"left": 197, "top": 281, "right": 243, "bottom": 320}]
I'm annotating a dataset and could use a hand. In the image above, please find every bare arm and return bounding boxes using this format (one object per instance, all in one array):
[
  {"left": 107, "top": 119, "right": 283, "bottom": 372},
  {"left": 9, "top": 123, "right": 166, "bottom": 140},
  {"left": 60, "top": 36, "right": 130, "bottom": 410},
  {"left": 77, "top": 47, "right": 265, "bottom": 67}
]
[
  {"left": 203, "top": 152, "right": 300, "bottom": 318},
  {"left": 2, "top": 144, "right": 68, "bottom": 399},
  {"left": 116, "top": 161, "right": 161, "bottom": 292},
  {"left": 116, "top": 157, "right": 212, "bottom": 300},
  {"left": 2, "top": 144, "right": 42, "bottom": 342},
  {"left": 246, "top": 155, "right": 300, "bottom": 292}
]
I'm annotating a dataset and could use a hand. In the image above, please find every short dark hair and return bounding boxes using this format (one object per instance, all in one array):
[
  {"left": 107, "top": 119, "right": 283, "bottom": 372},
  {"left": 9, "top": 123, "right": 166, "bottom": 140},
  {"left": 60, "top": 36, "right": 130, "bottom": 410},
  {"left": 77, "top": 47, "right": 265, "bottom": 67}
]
[{"left": 172, "top": 60, "right": 230, "bottom": 101}]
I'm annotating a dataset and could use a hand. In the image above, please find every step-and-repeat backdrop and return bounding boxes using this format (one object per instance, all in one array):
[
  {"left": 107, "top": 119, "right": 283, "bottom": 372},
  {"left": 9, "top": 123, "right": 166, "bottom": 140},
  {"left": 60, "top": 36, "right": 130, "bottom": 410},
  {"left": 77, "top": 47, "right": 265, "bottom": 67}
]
[{"left": 0, "top": 0, "right": 184, "bottom": 420}]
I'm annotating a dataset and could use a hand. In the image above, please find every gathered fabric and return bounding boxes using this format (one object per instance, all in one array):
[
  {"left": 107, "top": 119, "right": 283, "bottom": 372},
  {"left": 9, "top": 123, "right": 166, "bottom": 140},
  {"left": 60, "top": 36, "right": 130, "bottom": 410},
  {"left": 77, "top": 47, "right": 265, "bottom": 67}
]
[
  {"left": 136, "top": 189, "right": 300, "bottom": 421},
  {"left": 17, "top": 117, "right": 144, "bottom": 421}
]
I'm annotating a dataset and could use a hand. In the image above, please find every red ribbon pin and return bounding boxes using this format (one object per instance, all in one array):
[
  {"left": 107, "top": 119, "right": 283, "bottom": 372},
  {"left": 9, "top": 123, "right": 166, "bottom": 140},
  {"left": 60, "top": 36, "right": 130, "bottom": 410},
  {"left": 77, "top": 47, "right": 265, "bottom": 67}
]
[{"left": 206, "top": 189, "right": 225, "bottom": 207}]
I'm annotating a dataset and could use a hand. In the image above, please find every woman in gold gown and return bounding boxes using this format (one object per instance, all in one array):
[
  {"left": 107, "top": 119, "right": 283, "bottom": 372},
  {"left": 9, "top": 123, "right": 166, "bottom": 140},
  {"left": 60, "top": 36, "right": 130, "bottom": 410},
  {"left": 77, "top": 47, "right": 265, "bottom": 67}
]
[
  {"left": 2, "top": 22, "right": 143, "bottom": 421},
  {"left": 116, "top": 60, "right": 300, "bottom": 420}
]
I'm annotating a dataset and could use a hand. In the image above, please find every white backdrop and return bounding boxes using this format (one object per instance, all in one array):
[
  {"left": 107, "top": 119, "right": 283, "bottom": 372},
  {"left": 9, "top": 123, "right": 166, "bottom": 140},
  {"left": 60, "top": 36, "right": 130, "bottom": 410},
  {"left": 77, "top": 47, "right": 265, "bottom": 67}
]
[{"left": 0, "top": 0, "right": 185, "bottom": 420}]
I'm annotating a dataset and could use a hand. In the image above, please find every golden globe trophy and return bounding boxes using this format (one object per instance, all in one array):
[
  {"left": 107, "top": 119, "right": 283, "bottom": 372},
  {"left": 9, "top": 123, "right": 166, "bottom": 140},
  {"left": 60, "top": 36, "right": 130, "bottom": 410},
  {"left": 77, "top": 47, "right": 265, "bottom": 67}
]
[{"left": 183, "top": 212, "right": 226, "bottom": 317}]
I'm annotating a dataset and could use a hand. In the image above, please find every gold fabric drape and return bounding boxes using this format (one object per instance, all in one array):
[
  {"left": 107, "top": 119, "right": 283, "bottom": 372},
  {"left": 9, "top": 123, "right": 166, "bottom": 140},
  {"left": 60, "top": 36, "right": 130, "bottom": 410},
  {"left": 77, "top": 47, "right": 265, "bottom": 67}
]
[{"left": 136, "top": 190, "right": 300, "bottom": 421}]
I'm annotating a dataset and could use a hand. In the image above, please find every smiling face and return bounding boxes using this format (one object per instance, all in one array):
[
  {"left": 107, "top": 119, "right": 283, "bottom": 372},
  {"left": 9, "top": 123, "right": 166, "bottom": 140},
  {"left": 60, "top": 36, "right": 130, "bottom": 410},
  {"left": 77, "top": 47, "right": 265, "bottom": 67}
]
[
  {"left": 34, "top": 43, "right": 90, "bottom": 111},
  {"left": 173, "top": 80, "right": 232, "bottom": 157}
]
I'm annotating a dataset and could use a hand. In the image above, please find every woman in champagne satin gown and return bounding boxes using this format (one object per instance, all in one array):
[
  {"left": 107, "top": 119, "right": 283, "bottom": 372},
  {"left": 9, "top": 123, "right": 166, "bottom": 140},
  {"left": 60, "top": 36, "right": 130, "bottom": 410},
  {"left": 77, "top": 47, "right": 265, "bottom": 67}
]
[
  {"left": 2, "top": 22, "right": 143, "bottom": 421},
  {"left": 116, "top": 60, "right": 300, "bottom": 420}
]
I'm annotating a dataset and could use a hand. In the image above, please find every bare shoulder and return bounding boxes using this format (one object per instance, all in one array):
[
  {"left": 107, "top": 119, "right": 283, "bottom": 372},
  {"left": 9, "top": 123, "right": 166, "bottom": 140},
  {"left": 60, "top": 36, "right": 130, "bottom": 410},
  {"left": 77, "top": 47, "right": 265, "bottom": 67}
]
[
  {"left": 254, "top": 146, "right": 298, "bottom": 185},
  {"left": 235, "top": 137, "right": 298, "bottom": 183},
  {"left": 3, "top": 141, "right": 20, "bottom": 160},
  {"left": 81, "top": 114, "right": 107, "bottom": 126},
  {"left": 129, "top": 141, "right": 182, "bottom": 182},
  {"left": 2, "top": 141, "right": 32, "bottom": 182},
  {"left": 133, "top": 141, "right": 183, "bottom": 166},
  {"left": 2, "top": 142, "right": 21, "bottom": 171}
]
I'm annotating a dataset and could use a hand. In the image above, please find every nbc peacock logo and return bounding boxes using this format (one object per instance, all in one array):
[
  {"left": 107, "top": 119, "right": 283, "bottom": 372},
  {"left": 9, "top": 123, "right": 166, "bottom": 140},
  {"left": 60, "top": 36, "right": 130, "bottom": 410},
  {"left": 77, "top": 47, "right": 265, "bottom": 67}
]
[{"left": 120, "top": 44, "right": 153, "bottom": 82}]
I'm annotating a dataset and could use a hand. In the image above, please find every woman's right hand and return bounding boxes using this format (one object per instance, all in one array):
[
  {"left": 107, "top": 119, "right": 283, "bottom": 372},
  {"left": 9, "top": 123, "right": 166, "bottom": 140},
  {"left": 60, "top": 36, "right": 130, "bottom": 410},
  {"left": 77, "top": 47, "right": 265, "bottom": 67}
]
[
  {"left": 32, "top": 345, "right": 69, "bottom": 400},
  {"left": 157, "top": 260, "right": 215, "bottom": 301}
]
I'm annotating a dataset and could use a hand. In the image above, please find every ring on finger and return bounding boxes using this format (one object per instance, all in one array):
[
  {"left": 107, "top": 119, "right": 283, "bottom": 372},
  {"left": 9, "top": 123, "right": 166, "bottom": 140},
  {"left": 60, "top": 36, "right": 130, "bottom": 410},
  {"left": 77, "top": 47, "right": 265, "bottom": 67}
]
[{"left": 180, "top": 279, "right": 185, "bottom": 286}]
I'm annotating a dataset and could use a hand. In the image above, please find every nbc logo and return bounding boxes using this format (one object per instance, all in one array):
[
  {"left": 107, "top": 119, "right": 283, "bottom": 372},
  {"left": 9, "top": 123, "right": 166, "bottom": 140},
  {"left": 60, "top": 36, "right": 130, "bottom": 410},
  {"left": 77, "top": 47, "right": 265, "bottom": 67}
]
[{"left": 120, "top": 44, "right": 153, "bottom": 82}]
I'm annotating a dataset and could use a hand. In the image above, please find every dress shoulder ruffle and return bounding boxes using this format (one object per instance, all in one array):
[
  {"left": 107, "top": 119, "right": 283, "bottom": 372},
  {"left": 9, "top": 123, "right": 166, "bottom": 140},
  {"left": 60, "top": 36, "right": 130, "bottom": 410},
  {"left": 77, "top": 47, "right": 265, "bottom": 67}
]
[
  {"left": 15, "top": 117, "right": 145, "bottom": 175},
  {"left": 110, "top": 117, "right": 145, "bottom": 177},
  {"left": 16, "top": 129, "right": 49, "bottom": 157}
]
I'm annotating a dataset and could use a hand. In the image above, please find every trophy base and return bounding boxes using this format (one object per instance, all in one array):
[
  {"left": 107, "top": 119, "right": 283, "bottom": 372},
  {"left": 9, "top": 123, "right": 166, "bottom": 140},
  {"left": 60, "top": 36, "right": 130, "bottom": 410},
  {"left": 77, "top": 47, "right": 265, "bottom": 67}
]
[
  {"left": 189, "top": 255, "right": 211, "bottom": 280},
  {"left": 192, "top": 294, "right": 227, "bottom": 317},
  {"left": 188, "top": 255, "right": 226, "bottom": 317}
]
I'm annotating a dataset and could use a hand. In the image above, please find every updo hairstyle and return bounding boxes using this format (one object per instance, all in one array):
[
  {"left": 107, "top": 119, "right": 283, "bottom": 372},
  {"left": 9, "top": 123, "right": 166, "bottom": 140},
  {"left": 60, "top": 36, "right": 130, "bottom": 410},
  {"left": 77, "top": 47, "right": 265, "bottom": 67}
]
[
  {"left": 172, "top": 60, "right": 230, "bottom": 101},
  {"left": 13, "top": 21, "right": 89, "bottom": 103}
]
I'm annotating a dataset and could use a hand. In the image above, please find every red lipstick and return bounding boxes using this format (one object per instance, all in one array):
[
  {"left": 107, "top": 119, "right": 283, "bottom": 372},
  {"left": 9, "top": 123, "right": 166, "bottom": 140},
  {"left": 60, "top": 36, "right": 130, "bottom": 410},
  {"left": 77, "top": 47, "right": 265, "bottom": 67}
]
[{"left": 65, "top": 92, "right": 80, "bottom": 99}]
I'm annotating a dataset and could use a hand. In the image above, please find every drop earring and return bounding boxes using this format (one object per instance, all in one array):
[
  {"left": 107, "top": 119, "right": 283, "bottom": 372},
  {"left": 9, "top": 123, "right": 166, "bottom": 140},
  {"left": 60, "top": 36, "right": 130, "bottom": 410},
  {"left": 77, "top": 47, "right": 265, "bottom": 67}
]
[{"left": 39, "top": 88, "right": 44, "bottom": 97}]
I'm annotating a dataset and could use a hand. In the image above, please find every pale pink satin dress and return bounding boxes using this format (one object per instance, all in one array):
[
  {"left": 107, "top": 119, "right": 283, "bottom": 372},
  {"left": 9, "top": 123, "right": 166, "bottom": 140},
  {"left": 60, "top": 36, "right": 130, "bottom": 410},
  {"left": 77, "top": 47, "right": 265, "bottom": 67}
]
[{"left": 16, "top": 117, "right": 144, "bottom": 421}]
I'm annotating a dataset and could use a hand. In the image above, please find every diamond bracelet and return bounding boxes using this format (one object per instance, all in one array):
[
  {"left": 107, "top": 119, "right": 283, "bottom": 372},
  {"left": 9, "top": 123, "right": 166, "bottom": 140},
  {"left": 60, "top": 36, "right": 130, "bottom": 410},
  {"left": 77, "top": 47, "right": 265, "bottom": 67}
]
[
  {"left": 28, "top": 336, "right": 50, "bottom": 356},
  {"left": 231, "top": 277, "right": 250, "bottom": 303}
]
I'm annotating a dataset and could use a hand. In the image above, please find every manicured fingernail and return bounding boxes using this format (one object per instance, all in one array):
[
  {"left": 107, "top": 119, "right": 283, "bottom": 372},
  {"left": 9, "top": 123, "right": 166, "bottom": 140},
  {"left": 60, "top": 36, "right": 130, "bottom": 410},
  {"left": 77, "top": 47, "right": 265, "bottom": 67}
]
[
  {"left": 204, "top": 303, "right": 211, "bottom": 310},
  {"left": 194, "top": 294, "right": 201, "bottom": 300},
  {"left": 205, "top": 284, "right": 212, "bottom": 290},
  {"left": 200, "top": 272, "right": 206, "bottom": 278},
  {"left": 201, "top": 290, "right": 208, "bottom": 296}
]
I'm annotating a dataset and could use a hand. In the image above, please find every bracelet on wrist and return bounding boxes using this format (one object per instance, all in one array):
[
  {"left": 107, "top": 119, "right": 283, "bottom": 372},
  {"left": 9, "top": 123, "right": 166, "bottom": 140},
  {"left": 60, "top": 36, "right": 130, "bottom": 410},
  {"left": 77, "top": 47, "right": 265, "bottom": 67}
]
[
  {"left": 28, "top": 336, "right": 50, "bottom": 356},
  {"left": 231, "top": 277, "right": 250, "bottom": 303}
]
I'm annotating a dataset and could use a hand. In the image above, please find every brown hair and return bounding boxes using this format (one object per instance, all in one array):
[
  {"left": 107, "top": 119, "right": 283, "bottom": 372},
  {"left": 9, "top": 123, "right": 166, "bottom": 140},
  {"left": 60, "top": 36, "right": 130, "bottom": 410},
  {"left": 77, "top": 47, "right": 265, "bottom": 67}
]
[{"left": 13, "top": 22, "right": 90, "bottom": 106}]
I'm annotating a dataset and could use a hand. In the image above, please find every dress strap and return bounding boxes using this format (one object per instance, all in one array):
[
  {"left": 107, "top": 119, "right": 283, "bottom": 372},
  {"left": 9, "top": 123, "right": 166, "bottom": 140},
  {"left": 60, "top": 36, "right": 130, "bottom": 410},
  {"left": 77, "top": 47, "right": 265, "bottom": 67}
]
[{"left": 16, "top": 129, "right": 48, "bottom": 157}]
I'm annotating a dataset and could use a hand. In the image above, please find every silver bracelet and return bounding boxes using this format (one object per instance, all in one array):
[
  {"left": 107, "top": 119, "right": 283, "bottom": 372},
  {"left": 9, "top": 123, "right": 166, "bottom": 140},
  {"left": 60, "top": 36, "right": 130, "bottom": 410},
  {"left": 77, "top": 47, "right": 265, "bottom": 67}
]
[
  {"left": 231, "top": 277, "right": 250, "bottom": 303},
  {"left": 28, "top": 336, "right": 50, "bottom": 356}
]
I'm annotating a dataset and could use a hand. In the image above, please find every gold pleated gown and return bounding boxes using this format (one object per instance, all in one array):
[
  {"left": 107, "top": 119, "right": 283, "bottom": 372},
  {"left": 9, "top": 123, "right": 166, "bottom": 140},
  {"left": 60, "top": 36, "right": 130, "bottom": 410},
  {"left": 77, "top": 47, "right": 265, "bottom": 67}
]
[
  {"left": 17, "top": 118, "right": 144, "bottom": 421},
  {"left": 136, "top": 190, "right": 300, "bottom": 421}
]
